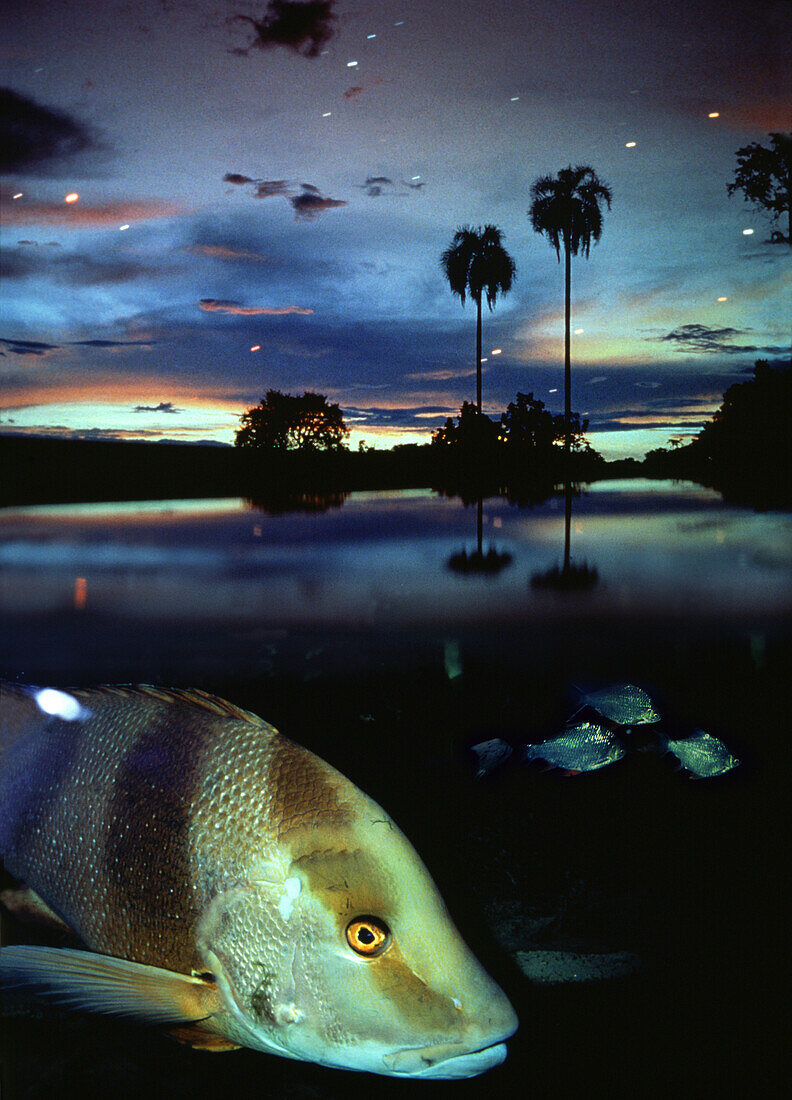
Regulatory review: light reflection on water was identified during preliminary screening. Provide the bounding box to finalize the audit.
[1,481,790,624]
[0,480,790,681]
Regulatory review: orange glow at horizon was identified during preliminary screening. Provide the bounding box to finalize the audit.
[74,576,87,609]
[64,192,79,203]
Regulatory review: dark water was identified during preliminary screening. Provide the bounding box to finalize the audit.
[1,480,789,1097]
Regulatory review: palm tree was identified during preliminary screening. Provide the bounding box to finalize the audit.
[528,166,612,456]
[440,225,516,415]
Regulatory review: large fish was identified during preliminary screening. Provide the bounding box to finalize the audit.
[0,683,517,1078]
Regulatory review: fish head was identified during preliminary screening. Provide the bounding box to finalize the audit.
[196,811,517,1078]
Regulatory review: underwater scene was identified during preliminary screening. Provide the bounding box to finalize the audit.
[1,479,789,1098]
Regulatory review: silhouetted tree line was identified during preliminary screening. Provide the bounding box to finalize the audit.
[644,360,792,507]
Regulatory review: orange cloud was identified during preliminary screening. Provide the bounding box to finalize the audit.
[187,244,270,262]
[0,198,182,227]
[199,299,313,316]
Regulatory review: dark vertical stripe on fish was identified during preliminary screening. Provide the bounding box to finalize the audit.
[101,705,210,972]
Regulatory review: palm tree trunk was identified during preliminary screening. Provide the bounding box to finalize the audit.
[476,295,483,414]
[564,236,571,459]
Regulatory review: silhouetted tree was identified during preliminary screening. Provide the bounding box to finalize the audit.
[528,166,612,457]
[727,133,792,246]
[695,360,792,473]
[235,389,349,450]
[440,225,516,414]
[431,401,500,452]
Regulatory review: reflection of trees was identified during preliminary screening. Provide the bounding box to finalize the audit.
[530,480,599,591]
[447,497,513,576]
[244,489,348,515]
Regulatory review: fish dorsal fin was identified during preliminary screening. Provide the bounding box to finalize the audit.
[83,685,270,728]
[0,946,224,1024]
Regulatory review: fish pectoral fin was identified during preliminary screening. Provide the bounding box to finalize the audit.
[166,1024,242,1051]
[0,946,223,1024]
[0,887,75,935]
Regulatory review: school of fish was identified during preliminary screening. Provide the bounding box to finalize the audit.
[0,682,518,1078]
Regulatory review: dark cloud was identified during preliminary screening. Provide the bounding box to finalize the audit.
[651,323,789,356]
[230,2,336,59]
[70,339,157,348]
[254,179,291,198]
[133,402,181,414]
[0,337,60,356]
[0,87,96,175]
[361,176,393,198]
[344,86,364,100]
[290,187,347,219]
[223,172,256,185]
[1,245,171,286]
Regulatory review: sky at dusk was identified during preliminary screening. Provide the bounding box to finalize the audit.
[1,0,790,458]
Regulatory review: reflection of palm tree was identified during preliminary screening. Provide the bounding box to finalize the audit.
[531,479,598,591]
[440,225,516,415]
[448,497,513,576]
[528,167,612,457]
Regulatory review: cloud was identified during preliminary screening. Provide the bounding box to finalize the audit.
[0,87,97,174]
[0,196,181,227]
[405,367,478,381]
[290,188,347,219]
[70,339,157,348]
[222,175,346,217]
[344,86,364,100]
[133,402,181,414]
[229,2,336,59]
[223,173,256,185]
[1,246,169,285]
[0,337,60,356]
[187,244,269,262]
[254,179,292,198]
[650,323,789,356]
[360,176,393,198]
[199,298,313,315]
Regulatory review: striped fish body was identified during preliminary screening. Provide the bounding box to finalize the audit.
[0,683,517,1078]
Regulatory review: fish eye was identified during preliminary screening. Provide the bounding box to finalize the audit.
[346,916,391,957]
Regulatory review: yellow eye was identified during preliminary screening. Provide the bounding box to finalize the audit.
[346,916,391,957]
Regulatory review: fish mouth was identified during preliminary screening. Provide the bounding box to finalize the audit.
[382,1038,510,1079]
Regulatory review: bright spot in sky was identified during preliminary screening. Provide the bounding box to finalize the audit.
[625,142,637,148]
[708,111,720,118]
[510,96,519,101]
[13,192,23,199]
[250,345,261,352]
[574,328,584,334]
[742,229,754,235]
[717,296,728,302]
[347,60,358,67]
[491,348,502,355]
[119,224,130,230]
[322,111,332,116]
[64,192,79,203]
[549,388,558,393]
[367,34,376,39]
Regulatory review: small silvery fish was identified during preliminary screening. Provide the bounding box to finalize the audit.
[0,683,517,1079]
[522,721,626,773]
[659,728,740,779]
[470,738,513,778]
[573,683,661,726]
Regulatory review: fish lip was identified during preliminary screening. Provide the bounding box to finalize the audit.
[382,1034,513,1077]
